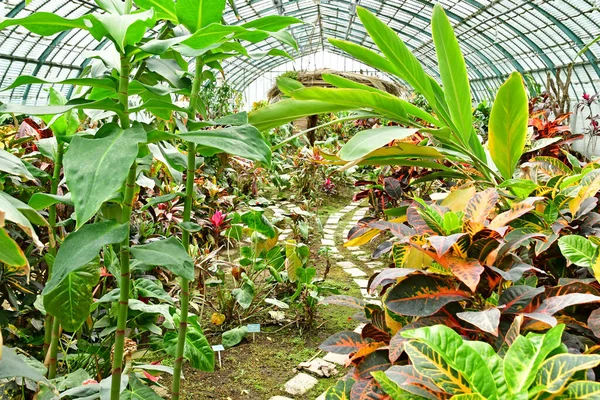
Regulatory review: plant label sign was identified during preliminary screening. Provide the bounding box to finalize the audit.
[247,323,260,341]
[212,345,225,368]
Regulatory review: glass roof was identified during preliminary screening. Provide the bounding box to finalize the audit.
[1,0,599,105]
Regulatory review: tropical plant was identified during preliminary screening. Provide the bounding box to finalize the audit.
[0,0,300,398]
[249,4,530,185]
[372,324,600,399]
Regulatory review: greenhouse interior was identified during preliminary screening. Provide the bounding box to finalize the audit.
[2,0,600,399]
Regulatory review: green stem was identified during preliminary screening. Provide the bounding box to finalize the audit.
[47,317,60,378]
[171,57,203,400]
[110,54,133,400]
[44,140,64,374]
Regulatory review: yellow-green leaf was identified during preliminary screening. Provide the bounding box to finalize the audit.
[489,72,529,180]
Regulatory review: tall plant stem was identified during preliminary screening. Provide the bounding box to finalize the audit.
[44,140,64,377]
[171,57,203,400]
[110,53,134,400]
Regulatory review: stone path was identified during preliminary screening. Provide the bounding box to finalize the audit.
[269,201,386,399]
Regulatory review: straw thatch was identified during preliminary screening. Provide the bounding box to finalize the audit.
[267,69,411,101]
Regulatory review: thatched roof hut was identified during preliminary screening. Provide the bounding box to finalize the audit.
[267,69,411,102]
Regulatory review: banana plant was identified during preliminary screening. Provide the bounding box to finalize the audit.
[248,5,530,185]
[0,0,299,397]
[134,1,299,398]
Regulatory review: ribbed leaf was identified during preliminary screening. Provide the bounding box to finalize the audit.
[488,72,529,180]
[385,275,470,317]
[87,10,156,53]
[558,235,596,268]
[180,124,271,166]
[431,4,472,144]
[0,13,88,36]
[136,0,178,22]
[340,127,419,161]
[44,261,100,332]
[64,123,146,228]
[176,0,226,32]
[0,228,27,268]
[2,76,116,92]
[535,354,600,393]
[0,149,35,181]
[164,317,214,371]
[130,237,194,281]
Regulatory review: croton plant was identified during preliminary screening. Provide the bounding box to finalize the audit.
[319,172,600,399]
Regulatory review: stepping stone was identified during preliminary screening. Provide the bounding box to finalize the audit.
[321,239,335,246]
[360,288,378,299]
[323,228,336,235]
[345,268,367,277]
[323,352,348,365]
[337,261,355,269]
[270,397,294,400]
[357,256,371,262]
[354,278,369,288]
[325,224,338,230]
[332,254,344,259]
[323,234,335,240]
[284,373,319,396]
[346,246,361,251]
[298,357,338,377]
[366,262,383,268]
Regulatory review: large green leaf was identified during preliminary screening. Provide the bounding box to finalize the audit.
[0,149,35,181]
[0,148,36,180]
[130,237,194,280]
[340,127,419,161]
[222,326,248,348]
[0,191,43,247]
[176,0,226,33]
[535,354,600,393]
[86,10,156,53]
[43,221,128,295]
[232,280,255,309]
[558,235,596,268]
[120,375,163,400]
[135,0,178,22]
[1,76,116,92]
[431,4,473,144]
[248,99,349,132]
[0,98,123,116]
[241,209,276,239]
[180,124,272,166]
[44,261,100,332]
[28,193,73,211]
[64,123,146,228]
[0,228,27,267]
[0,346,48,383]
[0,13,88,36]
[321,74,440,126]
[291,87,408,123]
[328,38,400,77]
[402,325,496,398]
[503,324,564,395]
[488,72,529,180]
[566,381,600,399]
[164,316,214,371]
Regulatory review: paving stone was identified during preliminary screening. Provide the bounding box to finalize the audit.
[321,239,335,246]
[324,224,338,230]
[298,357,338,377]
[323,228,336,235]
[366,262,383,269]
[345,267,367,277]
[323,234,335,240]
[332,254,344,259]
[346,246,361,251]
[284,373,319,396]
[337,261,355,269]
[357,256,371,262]
[323,352,348,365]
[360,288,378,299]
[354,278,369,288]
